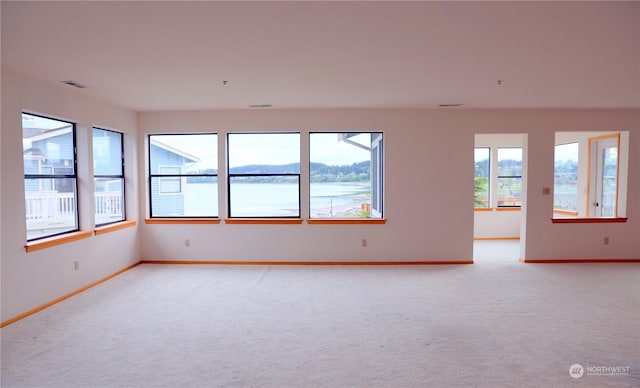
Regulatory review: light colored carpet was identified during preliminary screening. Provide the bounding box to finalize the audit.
[1,247,639,387]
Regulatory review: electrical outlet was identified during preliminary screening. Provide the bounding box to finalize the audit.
[184,239,190,247]
[362,239,367,247]
[604,237,610,245]
[74,260,79,271]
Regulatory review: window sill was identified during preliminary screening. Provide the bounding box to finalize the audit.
[474,207,493,212]
[496,207,521,212]
[95,220,137,235]
[551,217,628,224]
[145,218,221,224]
[553,209,579,217]
[25,230,93,253]
[224,218,304,224]
[307,219,387,224]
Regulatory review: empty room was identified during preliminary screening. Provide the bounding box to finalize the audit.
[1,1,639,387]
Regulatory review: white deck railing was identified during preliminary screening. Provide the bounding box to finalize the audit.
[25,191,123,228]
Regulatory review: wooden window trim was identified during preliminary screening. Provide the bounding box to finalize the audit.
[474,207,493,212]
[551,217,627,224]
[307,219,387,225]
[94,220,137,235]
[25,230,93,252]
[496,207,521,212]
[224,218,304,225]
[145,218,221,224]
[553,209,579,217]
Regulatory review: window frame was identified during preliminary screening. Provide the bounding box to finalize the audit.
[474,147,491,209]
[93,127,125,227]
[23,112,79,242]
[227,132,301,219]
[148,133,218,218]
[496,147,523,208]
[553,141,579,215]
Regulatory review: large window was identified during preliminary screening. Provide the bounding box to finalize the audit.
[554,142,579,214]
[497,148,522,207]
[474,147,490,208]
[149,134,218,217]
[309,132,383,218]
[93,128,125,226]
[23,113,78,241]
[227,133,300,218]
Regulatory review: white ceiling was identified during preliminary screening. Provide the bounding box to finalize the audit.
[2,1,639,111]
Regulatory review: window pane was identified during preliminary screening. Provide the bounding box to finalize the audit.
[93,128,122,176]
[23,114,75,175]
[151,176,218,217]
[149,134,218,218]
[150,134,217,175]
[228,133,300,172]
[23,113,78,241]
[554,142,578,212]
[497,178,522,206]
[25,177,78,240]
[229,176,299,217]
[95,178,124,225]
[497,148,522,207]
[309,132,383,218]
[601,147,618,217]
[227,133,300,218]
[474,147,490,208]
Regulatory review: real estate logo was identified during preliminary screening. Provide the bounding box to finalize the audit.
[569,364,584,379]
[569,363,631,379]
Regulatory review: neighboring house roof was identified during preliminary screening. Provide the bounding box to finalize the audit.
[23,127,72,151]
[150,138,200,163]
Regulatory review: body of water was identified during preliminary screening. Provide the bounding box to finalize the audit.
[184,182,370,217]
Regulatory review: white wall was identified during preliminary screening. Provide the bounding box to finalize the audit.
[139,109,640,262]
[1,68,141,322]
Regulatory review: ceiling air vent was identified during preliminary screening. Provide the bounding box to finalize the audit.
[61,80,87,89]
[438,104,463,107]
[249,104,272,108]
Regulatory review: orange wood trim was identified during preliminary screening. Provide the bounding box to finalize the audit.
[474,237,520,241]
[0,261,142,328]
[224,218,304,224]
[25,230,93,253]
[307,219,387,224]
[141,260,474,266]
[473,207,493,212]
[496,207,521,212]
[553,209,579,216]
[551,217,627,224]
[145,218,221,224]
[520,258,640,264]
[94,220,137,235]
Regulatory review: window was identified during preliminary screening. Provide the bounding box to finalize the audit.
[22,113,78,241]
[552,131,629,221]
[93,128,125,226]
[309,132,383,218]
[497,148,522,207]
[227,133,300,218]
[149,134,218,217]
[554,142,578,214]
[474,147,490,208]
